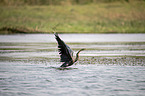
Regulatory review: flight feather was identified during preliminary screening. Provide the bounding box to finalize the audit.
[54,33,73,63]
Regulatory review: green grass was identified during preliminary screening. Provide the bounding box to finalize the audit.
[0,1,145,34]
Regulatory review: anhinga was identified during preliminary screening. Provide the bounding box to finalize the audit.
[55,33,85,67]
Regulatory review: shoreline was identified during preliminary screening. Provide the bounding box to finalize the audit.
[0,27,145,34]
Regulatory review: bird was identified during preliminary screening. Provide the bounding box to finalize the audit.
[54,33,85,67]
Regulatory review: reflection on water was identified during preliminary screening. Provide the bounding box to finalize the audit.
[0,34,145,96]
[47,66,78,70]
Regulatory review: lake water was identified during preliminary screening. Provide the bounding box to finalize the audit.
[0,34,145,96]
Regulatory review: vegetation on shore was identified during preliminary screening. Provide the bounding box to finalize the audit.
[0,1,145,34]
[0,0,137,6]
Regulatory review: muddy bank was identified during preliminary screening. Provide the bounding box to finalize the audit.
[0,27,46,34]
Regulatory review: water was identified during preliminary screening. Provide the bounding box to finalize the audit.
[0,34,145,96]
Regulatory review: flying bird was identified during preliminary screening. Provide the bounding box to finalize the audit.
[55,33,85,67]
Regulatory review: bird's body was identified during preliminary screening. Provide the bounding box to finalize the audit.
[55,33,85,67]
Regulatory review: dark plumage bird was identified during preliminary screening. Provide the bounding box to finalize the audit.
[55,33,85,67]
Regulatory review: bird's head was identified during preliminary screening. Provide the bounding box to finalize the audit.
[77,48,86,54]
[80,48,86,51]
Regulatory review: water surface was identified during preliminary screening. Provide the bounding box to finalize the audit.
[0,34,145,96]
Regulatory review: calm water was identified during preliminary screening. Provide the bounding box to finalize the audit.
[0,34,145,96]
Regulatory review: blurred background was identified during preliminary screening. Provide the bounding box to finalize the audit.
[0,0,145,34]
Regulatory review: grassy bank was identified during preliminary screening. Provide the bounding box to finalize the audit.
[0,1,145,34]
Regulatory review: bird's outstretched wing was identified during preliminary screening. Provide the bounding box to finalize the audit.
[54,33,73,63]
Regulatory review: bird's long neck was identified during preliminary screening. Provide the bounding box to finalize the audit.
[74,49,85,62]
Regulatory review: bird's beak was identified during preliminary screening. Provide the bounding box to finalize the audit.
[81,48,86,51]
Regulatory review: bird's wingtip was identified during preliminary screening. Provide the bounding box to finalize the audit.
[54,32,58,36]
